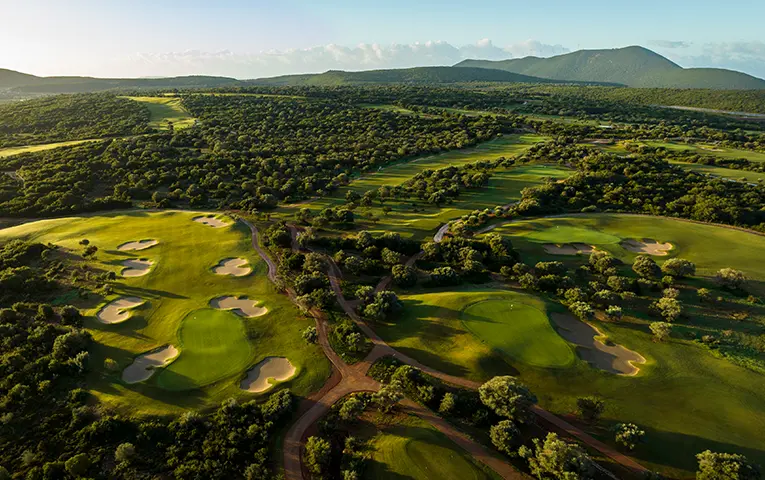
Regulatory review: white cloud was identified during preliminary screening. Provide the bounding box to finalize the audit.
[120,39,570,79]
[649,40,691,49]
[661,41,765,79]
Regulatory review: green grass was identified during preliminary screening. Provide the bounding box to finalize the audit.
[461,296,575,368]
[507,223,622,245]
[125,96,195,130]
[643,141,765,163]
[0,211,330,414]
[0,138,100,158]
[157,309,254,391]
[365,413,499,480]
[667,160,765,183]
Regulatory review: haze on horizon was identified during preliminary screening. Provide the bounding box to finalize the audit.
[2,0,765,80]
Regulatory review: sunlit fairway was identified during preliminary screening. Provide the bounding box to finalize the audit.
[0,138,100,158]
[0,211,330,414]
[125,96,196,130]
[643,140,765,163]
[667,160,765,183]
[365,413,499,480]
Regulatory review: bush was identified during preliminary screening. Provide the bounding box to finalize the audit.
[577,397,605,422]
[302,326,318,344]
[115,442,136,463]
[613,423,645,451]
[696,450,760,480]
[64,453,90,477]
[650,322,672,342]
[568,301,594,321]
[490,420,522,456]
[716,268,747,290]
[605,305,623,321]
[439,392,456,415]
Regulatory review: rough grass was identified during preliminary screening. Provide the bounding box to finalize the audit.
[0,211,330,414]
[667,160,765,183]
[125,96,195,130]
[157,309,254,391]
[364,412,499,480]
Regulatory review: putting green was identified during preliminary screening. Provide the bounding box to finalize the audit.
[156,309,253,391]
[367,416,496,480]
[461,298,574,368]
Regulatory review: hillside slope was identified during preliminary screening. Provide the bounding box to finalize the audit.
[0,68,41,89]
[456,46,765,89]
[249,66,617,86]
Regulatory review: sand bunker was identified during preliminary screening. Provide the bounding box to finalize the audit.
[543,243,596,255]
[97,297,146,324]
[551,313,645,375]
[210,296,267,317]
[121,259,154,277]
[240,357,296,393]
[193,215,230,228]
[121,345,179,384]
[621,239,673,256]
[212,258,252,276]
[117,239,159,251]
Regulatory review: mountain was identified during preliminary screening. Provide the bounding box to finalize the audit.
[456,46,765,89]
[249,66,618,86]
[0,68,42,89]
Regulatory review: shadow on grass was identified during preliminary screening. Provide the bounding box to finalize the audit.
[117,284,187,299]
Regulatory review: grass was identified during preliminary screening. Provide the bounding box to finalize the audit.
[667,160,765,183]
[643,140,765,163]
[157,309,254,391]
[124,96,195,130]
[461,296,575,368]
[0,211,330,414]
[361,411,500,480]
[0,138,99,158]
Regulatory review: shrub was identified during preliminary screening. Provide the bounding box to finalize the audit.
[577,397,605,422]
[650,322,672,342]
[490,420,522,456]
[302,326,318,344]
[439,392,456,415]
[696,450,760,480]
[605,305,623,321]
[115,442,136,463]
[613,423,645,451]
[715,268,747,290]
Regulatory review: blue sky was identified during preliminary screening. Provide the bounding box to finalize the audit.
[2,0,765,78]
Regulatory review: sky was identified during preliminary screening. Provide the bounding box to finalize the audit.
[2,0,765,79]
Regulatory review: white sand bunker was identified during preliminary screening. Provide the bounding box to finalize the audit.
[543,243,596,255]
[551,313,645,376]
[210,296,267,317]
[121,259,154,277]
[97,297,146,324]
[193,215,230,228]
[621,239,673,256]
[213,258,252,277]
[240,357,296,393]
[117,239,158,251]
[121,345,179,384]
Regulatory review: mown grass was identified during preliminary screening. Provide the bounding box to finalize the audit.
[667,160,765,183]
[0,211,330,414]
[361,411,500,480]
[125,96,195,130]
[643,140,765,163]
[0,138,99,158]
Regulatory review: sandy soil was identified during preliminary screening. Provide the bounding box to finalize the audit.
[620,238,673,256]
[193,215,229,228]
[212,258,252,276]
[240,357,296,393]
[210,296,267,317]
[117,239,159,251]
[121,345,179,384]
[550,313,645,375]
[96,297,146,324]
[121,259,154,277]
[543,243,596,255]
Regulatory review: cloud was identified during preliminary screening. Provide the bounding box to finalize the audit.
[650,40,691,49]
[664,41,765,79]
[121,39,570,79]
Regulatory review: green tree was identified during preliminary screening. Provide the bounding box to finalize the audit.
[490,420,522,456]
[568,301,594,321]
[304,436,332,476]
[392,264,417,287]
[654,297,682,322]
[339,396,365,422]
[373,381,404,413]
[650,322,672,342]
[576,397,605,422]
[64,453,90,477]
[479,376,537,424]
[302,326,318,344]
[519,433,595,480]
[439,392,456,415]
[115,442,136,463]
[633,255,661,278]
[661,258,696,278]
[613,423,645,451]
[696,450,760,480]
[716,268,747,290]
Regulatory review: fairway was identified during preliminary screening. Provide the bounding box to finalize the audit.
[125,96,195,130]
[157,309,254,391]
[462,298,574,368]
[366,415,497,480]
[0,211,330,414]
[0,138,100,158]
[667,160,765,183]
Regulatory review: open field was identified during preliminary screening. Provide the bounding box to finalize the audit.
[0,211,330,414]
[125,96,196,130]
[360,411,500,480]
[642,140,765,163]
[0,138,99,158]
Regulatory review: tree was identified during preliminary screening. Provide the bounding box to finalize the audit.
[439,392,456,415]
[64,453,90,477]
[339,396,365,421]
[304,436,331,476]
[490,420,522,456]
[716,268,747,290]
[654,297,682,322]
[576,397,605,422]
[0,466,8,480]
[381,248,402,266]
[302,326,318,344]
[568,301,594,321]
[302,253,326,273]
[650,322,672,342]
[392,264,417,287]
[373,381,404,413]
[613,423,645,451]
[115,443,136,463]
[605,305,623,321]
[345,332,364,352]
[698,288,713,302]
[661,258,696,278]
[633,255,661,278]
[82,245,98,258]
[519,433,595,480]
[479,376,537,424]
[696,450,760,480]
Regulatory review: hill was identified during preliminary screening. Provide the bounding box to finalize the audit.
[456,46,765,89]
[249,66,619,86]
[0,68,41,89]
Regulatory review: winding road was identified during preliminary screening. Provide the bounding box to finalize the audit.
[241,219,647,479]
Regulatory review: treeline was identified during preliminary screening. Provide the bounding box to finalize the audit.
[0,94,151,147]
